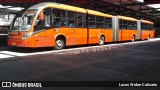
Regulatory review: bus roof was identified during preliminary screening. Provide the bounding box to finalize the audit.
[29,2,154,23]
[87,9,112,18]
[118,16,137,22]
[141,19,154,24]
[28,2,112,18]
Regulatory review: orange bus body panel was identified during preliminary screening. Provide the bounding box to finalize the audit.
[120,30,138,41]
[101,30,113,42]
[141,19,154,40]
[8,34,35,47]
[141,30,155,40]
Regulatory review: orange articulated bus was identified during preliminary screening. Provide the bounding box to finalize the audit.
[140,20,154,40]
[8,2,155,49]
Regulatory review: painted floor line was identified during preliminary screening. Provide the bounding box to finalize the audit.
[0,54,14,59]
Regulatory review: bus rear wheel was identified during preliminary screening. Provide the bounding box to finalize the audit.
[54,38,65,50]
[131,35,135,42]
[148,34,150,40]
[99,36,105,45]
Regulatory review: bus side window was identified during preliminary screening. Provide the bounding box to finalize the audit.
[96,16,105,28]
[36,11,45,26]
[131,21,137,30]
[60,20,67,26]
[52,9,67,27]
[77,13,83,27]
[142,23,146,30]
[141,23,143,30]
[104,17,112,29]
[35,8,51,29]
[88,15,96,28]
[122,20,128,30]
[52,9,60,27]
[44,8,51,27]
[119,19,123,30]
[60,10,67,27]
[68,11,75,27]
[53,18,60,26]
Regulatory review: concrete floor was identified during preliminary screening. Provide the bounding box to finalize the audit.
[0,38,160,89]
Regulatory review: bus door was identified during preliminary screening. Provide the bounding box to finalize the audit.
[34,8,52,47]
[67,13,86,45]
[75,13,87,45]
[34,27,50,47]
[68,27,77,45]
[67,11,77,45]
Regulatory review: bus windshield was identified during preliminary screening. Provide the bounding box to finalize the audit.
[10,9,37,31]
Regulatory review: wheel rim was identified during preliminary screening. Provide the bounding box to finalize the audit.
[148,35,150,40]
[132,36,135,42]
[56,40,63,47]
[100,36,104,45]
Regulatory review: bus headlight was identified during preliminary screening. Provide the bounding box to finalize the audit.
[22,32,33,40]
[22,34,29,39]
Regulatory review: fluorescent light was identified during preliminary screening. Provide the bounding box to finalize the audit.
[147,4,160,8]
[136,0,144,2]
[0,4,6,8]
[5,6,13,8]
[8,7,24,11]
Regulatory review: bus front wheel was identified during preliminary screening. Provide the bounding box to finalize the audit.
[54,38,65,50]
[99,36,105,45]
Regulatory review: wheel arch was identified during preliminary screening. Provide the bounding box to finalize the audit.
[55,34,66,46]
[99,34,105,41]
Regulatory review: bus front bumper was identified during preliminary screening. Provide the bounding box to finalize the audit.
[8,39,34,47]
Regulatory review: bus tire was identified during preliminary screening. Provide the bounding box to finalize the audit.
[148,34,150,40]
[99,35,105,45]
[54,37,65,50]
[132,35,135,42]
